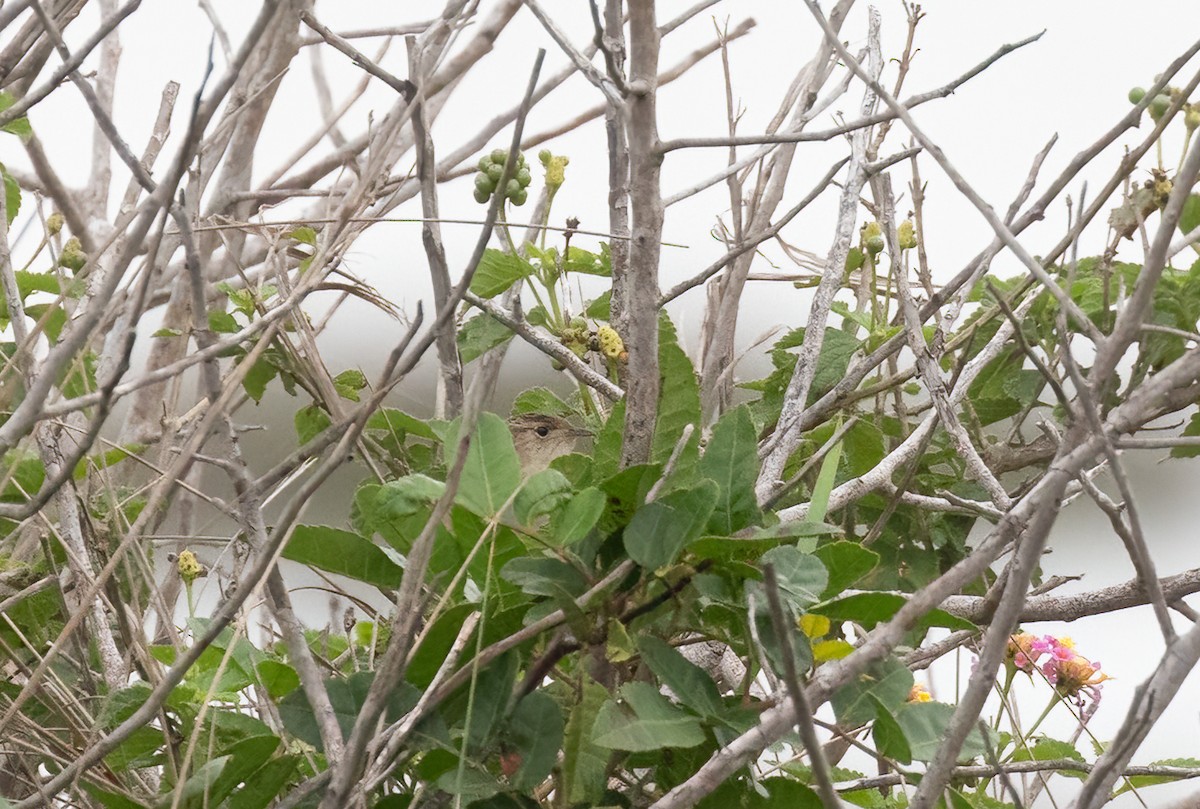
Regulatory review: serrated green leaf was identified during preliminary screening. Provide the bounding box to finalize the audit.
[457,311,514,363]
[470,248,534,298]
[294,403,331,444]
[333,368,367,401]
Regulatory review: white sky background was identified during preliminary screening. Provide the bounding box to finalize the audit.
[9,1,1200,805]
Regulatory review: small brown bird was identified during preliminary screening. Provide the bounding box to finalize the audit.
[509,413,590,475]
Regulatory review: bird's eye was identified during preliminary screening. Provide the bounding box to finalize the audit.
[535,425,550,437]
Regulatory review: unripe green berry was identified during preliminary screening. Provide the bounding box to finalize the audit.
[487,163,504,182]
[506,178,521,197]
[477,156,491,172]
[538,149,552,165]
[474,173,495,193]
[490,148,507,164]
[1128,87,1146,105]
[866,235,885,255]
[511,189,528,206]
[474,187,491,204]
[1149,94,1171,120]
[516,168,532,187]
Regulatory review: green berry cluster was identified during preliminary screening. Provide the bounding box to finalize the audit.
[474,148,532,206]
[1129,84,1200,130]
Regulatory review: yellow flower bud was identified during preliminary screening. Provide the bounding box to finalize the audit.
[543,154,570,192]
[177,549,204,584]
[898,219,917,250]
[46,212,63,237]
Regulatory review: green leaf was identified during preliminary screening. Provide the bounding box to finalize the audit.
[470,248,534,298]
[831,656,913,726]
[1114,757,1200,795]
[562,677,609,804]
[1174,411,1200,458]
[807,421,844,525]
[242,357,276,402]
[208,310,239,333]
[816,592,974,631]
[652,316,701,465]
[896,700,994,763]
[869,695,912,764]
[511,386,574,418]
[435,767,502,803]
[152,327,184,338]
[226,755,298,809]
[457,311,514,363]
[254,660,299,699]
[585,290,611,319]
[514,468,573,524]
[696,405,762,534]
[1,169,18,225]
[563,245,610,276]
[624,480,718,570]
[1010,735,1083,763]
[288,226,317,245]
[688,521,837,563]
[507,691,564,791]
[592,399,625,480]
[74,443,143,481]
[294,403,331,444]
[166,734,280,809]
[283,525,402,589]
[591,682,706,751]
[1180,193,1200,239]
[637,636,722,717]
[813,541,879,598]
[366,408,436,439]
[760,545,827,608]
[549,486,605,545]
[333,368,367,401]
[500,557,587,598]
[84,784,151,808]
[450,412,522,516]
[0,92,32,139]
[15,269,59,297]
[278,671,417,753]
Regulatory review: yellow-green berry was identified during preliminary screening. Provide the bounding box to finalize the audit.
[597,325,624,360]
